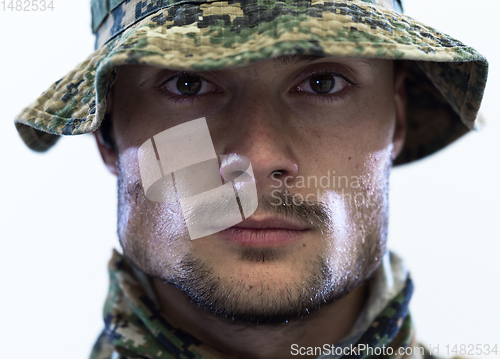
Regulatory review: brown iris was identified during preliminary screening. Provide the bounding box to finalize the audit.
[176,75,202,95]
[310,74,336,94]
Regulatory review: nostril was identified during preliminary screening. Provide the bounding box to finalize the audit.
[220,154,252,182]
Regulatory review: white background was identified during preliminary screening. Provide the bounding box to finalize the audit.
[0,0,498,357]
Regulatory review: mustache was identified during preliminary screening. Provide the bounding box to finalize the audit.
[122,179,332,233]
[250,189,332,232]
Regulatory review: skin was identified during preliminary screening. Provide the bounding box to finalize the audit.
[95,55,407,359]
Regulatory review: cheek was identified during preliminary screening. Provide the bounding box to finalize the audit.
[318,186,387,286]
[292,96,396,172]
[116,147,193,276]
[311,139,393,254]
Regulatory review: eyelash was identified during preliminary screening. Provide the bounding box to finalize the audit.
[159,70,357,104]
[295,69,357,103]
[159,71,205,105]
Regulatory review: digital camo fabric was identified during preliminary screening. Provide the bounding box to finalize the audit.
[14,0,488,165]
[91,0,403,49]
[90,249,421,359]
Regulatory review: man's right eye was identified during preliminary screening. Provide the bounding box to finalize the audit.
[161,72,218,98]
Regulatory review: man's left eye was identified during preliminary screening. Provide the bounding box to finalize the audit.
[294,72,351,95]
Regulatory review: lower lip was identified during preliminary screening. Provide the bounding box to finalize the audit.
[218,227,310,247]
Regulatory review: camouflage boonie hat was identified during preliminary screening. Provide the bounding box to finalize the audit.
[14,0,488,165]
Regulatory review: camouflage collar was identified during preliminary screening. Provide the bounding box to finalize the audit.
[90,249,416,359]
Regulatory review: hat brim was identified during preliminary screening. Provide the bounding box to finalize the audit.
[14,0,488,164]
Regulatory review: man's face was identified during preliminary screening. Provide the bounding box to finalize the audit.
[102,55,406,324]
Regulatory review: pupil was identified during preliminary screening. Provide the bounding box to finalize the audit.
[177,75,202,95]
[310,74,335,94]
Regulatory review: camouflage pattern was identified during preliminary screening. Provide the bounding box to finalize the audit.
[91,249,421,359]
[342,277,414,359]
[14,0,488,165]
[92,0,402,49]
[92,249,242,359]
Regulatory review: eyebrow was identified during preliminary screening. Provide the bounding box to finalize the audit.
[271,54,375,68]
[272,54,324,68]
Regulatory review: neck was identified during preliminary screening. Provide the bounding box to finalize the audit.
[150,278,368,359]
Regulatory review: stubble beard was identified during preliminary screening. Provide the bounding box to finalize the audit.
[116,158,390,325]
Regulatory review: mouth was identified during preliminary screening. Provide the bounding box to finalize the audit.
[218,217,311,247]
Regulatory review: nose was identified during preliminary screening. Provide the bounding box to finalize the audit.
[217,96,299,192]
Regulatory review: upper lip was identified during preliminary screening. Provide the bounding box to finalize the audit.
[231,217,309,230]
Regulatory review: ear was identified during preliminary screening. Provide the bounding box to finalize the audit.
[94,96,118,176]
[391,61,407,161]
